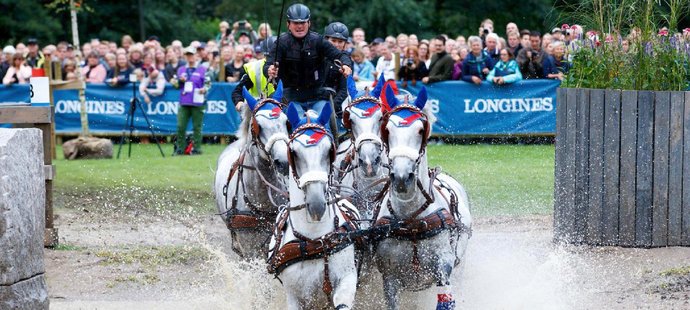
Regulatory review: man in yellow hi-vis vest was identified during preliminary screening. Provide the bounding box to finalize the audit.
[231,36,277,112]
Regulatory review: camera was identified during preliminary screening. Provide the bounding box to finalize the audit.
[238,20,247,29]
[565,29,572,36]
[483,29,490,35]
[406,58,414,67]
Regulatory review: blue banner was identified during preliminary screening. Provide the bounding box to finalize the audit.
[0,80,560,135]
[0,84,31,106]
[398,80,560,135]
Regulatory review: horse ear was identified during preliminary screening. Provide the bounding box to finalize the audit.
[371,73,386,98]
[384,84,399,109]
[316,102,332,127]
[414,87,427,110]
[287,102,302,129]
[272,80,283,101]
[347,75,358,100]
[242,87,258,111]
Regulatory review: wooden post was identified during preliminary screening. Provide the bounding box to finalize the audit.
[602,90,621,245]
[586,89,604,244]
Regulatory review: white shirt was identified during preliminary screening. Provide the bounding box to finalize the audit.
[375,56,396,81]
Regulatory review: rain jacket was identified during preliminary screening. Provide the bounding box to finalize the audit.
[486,59,523,84]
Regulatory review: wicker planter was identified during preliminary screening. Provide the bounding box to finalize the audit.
[554,88,690,247]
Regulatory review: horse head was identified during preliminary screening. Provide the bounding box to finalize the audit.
[242,80,289,175]
[380,84,429,200]
[342,75,387,178]
[287,102,336,222]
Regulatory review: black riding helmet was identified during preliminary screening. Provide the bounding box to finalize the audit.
[261,36,277,55]
[286,3,310,22]
[324,22,349,41]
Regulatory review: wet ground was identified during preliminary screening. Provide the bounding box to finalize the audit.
[46,204,690,309]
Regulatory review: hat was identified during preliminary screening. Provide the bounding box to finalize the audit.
[147,35,160,42]
[197,42,207,49]
[27,38,38,45]
[66,44,74,50]
[372,37,384,44]
[184,46,196,55]
[3,45,16,54]
[254,45,262,54]
[238,32,250,38]
[551,28,562,34]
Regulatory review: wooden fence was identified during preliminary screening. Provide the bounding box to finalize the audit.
[554,88,690,247]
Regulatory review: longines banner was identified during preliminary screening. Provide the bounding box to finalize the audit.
[0,80,560,135]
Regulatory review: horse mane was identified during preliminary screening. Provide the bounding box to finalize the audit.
[422,103,437,133]
[236,104,253,142]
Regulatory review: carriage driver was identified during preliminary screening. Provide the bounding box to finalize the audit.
[264,3,352,132]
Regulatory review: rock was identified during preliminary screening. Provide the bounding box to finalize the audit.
[0,128,48,309]
[62,136,113,160]
[0,275,49,309]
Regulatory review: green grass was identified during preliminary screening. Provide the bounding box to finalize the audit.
[54,143,555,217]
[428,144,554,216]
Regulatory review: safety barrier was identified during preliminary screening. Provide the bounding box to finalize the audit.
[0,80,560,136]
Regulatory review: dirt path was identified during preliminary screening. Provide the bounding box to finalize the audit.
[46,207,690,309]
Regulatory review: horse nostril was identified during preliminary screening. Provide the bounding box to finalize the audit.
[273,159,280,166]
[389,172,395,180]
[407,172,415,181]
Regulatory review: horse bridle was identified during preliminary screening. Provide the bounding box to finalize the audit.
[380,102,431,166]
[343,96,385,152]
[287,122,337,190]
[250,98,290,161]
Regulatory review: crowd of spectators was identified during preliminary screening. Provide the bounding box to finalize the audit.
[3,19,688,91]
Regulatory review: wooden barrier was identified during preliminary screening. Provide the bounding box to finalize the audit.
[554,88,690,247]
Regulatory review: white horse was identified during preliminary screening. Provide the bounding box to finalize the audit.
[267,102,359,310]
[334,75,389,224]
[214,82,290,260]
[373,85,472,310]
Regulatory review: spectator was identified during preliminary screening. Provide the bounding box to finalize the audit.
[445,38,456,54]
[451,45,468,80]
[461,36,493,85]
[108,42,118,54]
[544,41,554,56]
[25,38,44,68]
[141,52,155,75]
[81,52,107,83]
[507,31,523,57]
[196,44,210,68]
[104,52,116,73]
[97,42,109,60]
[351,48,375,82]
[216,21,232,47]
[506,22,519,36]
[171,40,183,58]
[3,53,31,85]
[63,44,75,64]
[154,48,166,71]
[106,53,133,87]
[62,59,77,81]
[542,33,553,52]
[352,28,366,46]
[370,37,384,66]
[374,43,396,81]
[56,42,68,62]
[174,46,210,155]
[121,35,134,52]
[254,23,273,51]
[231,20,259,45]
[129,47,144,69]
[423,35,454,84]
[456,35,466,46]
[418,42,431,68]
[139,69,166,103]
[484,33,500,64]
[15,43,27,57]
[242,45,254,63]
[551,27,563,41]
[543,41,570,80]
[362,45,372,62]
[408,34,419,47]
[520,30,531,49]
[164,46,183,81]
[487,48,522,85]
[396,33,409,53]
[516,31,545,79]
[224,45,245,82]
[0,46,14,80]
[385,36,396,51]
[480,18,495,35]
[398,45,428,87]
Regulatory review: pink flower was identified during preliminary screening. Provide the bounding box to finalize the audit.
[571,25,579,31]
[605,35,614,43]
[595,41,601,47]
[561,24,570,30]
[683,28,690,35]
[658,29,669,36]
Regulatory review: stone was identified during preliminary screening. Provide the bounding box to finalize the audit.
[0,275,49,309]
[62,136,113,160]
[0,128,48,309]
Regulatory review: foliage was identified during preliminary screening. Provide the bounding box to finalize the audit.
[561,0,690,91]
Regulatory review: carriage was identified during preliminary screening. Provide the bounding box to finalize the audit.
[215,76,472,309]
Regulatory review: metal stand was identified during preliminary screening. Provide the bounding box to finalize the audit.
[117,81,165,158]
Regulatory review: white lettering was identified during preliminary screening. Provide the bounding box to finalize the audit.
[464,99,475,113]
[463,97,555,114]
